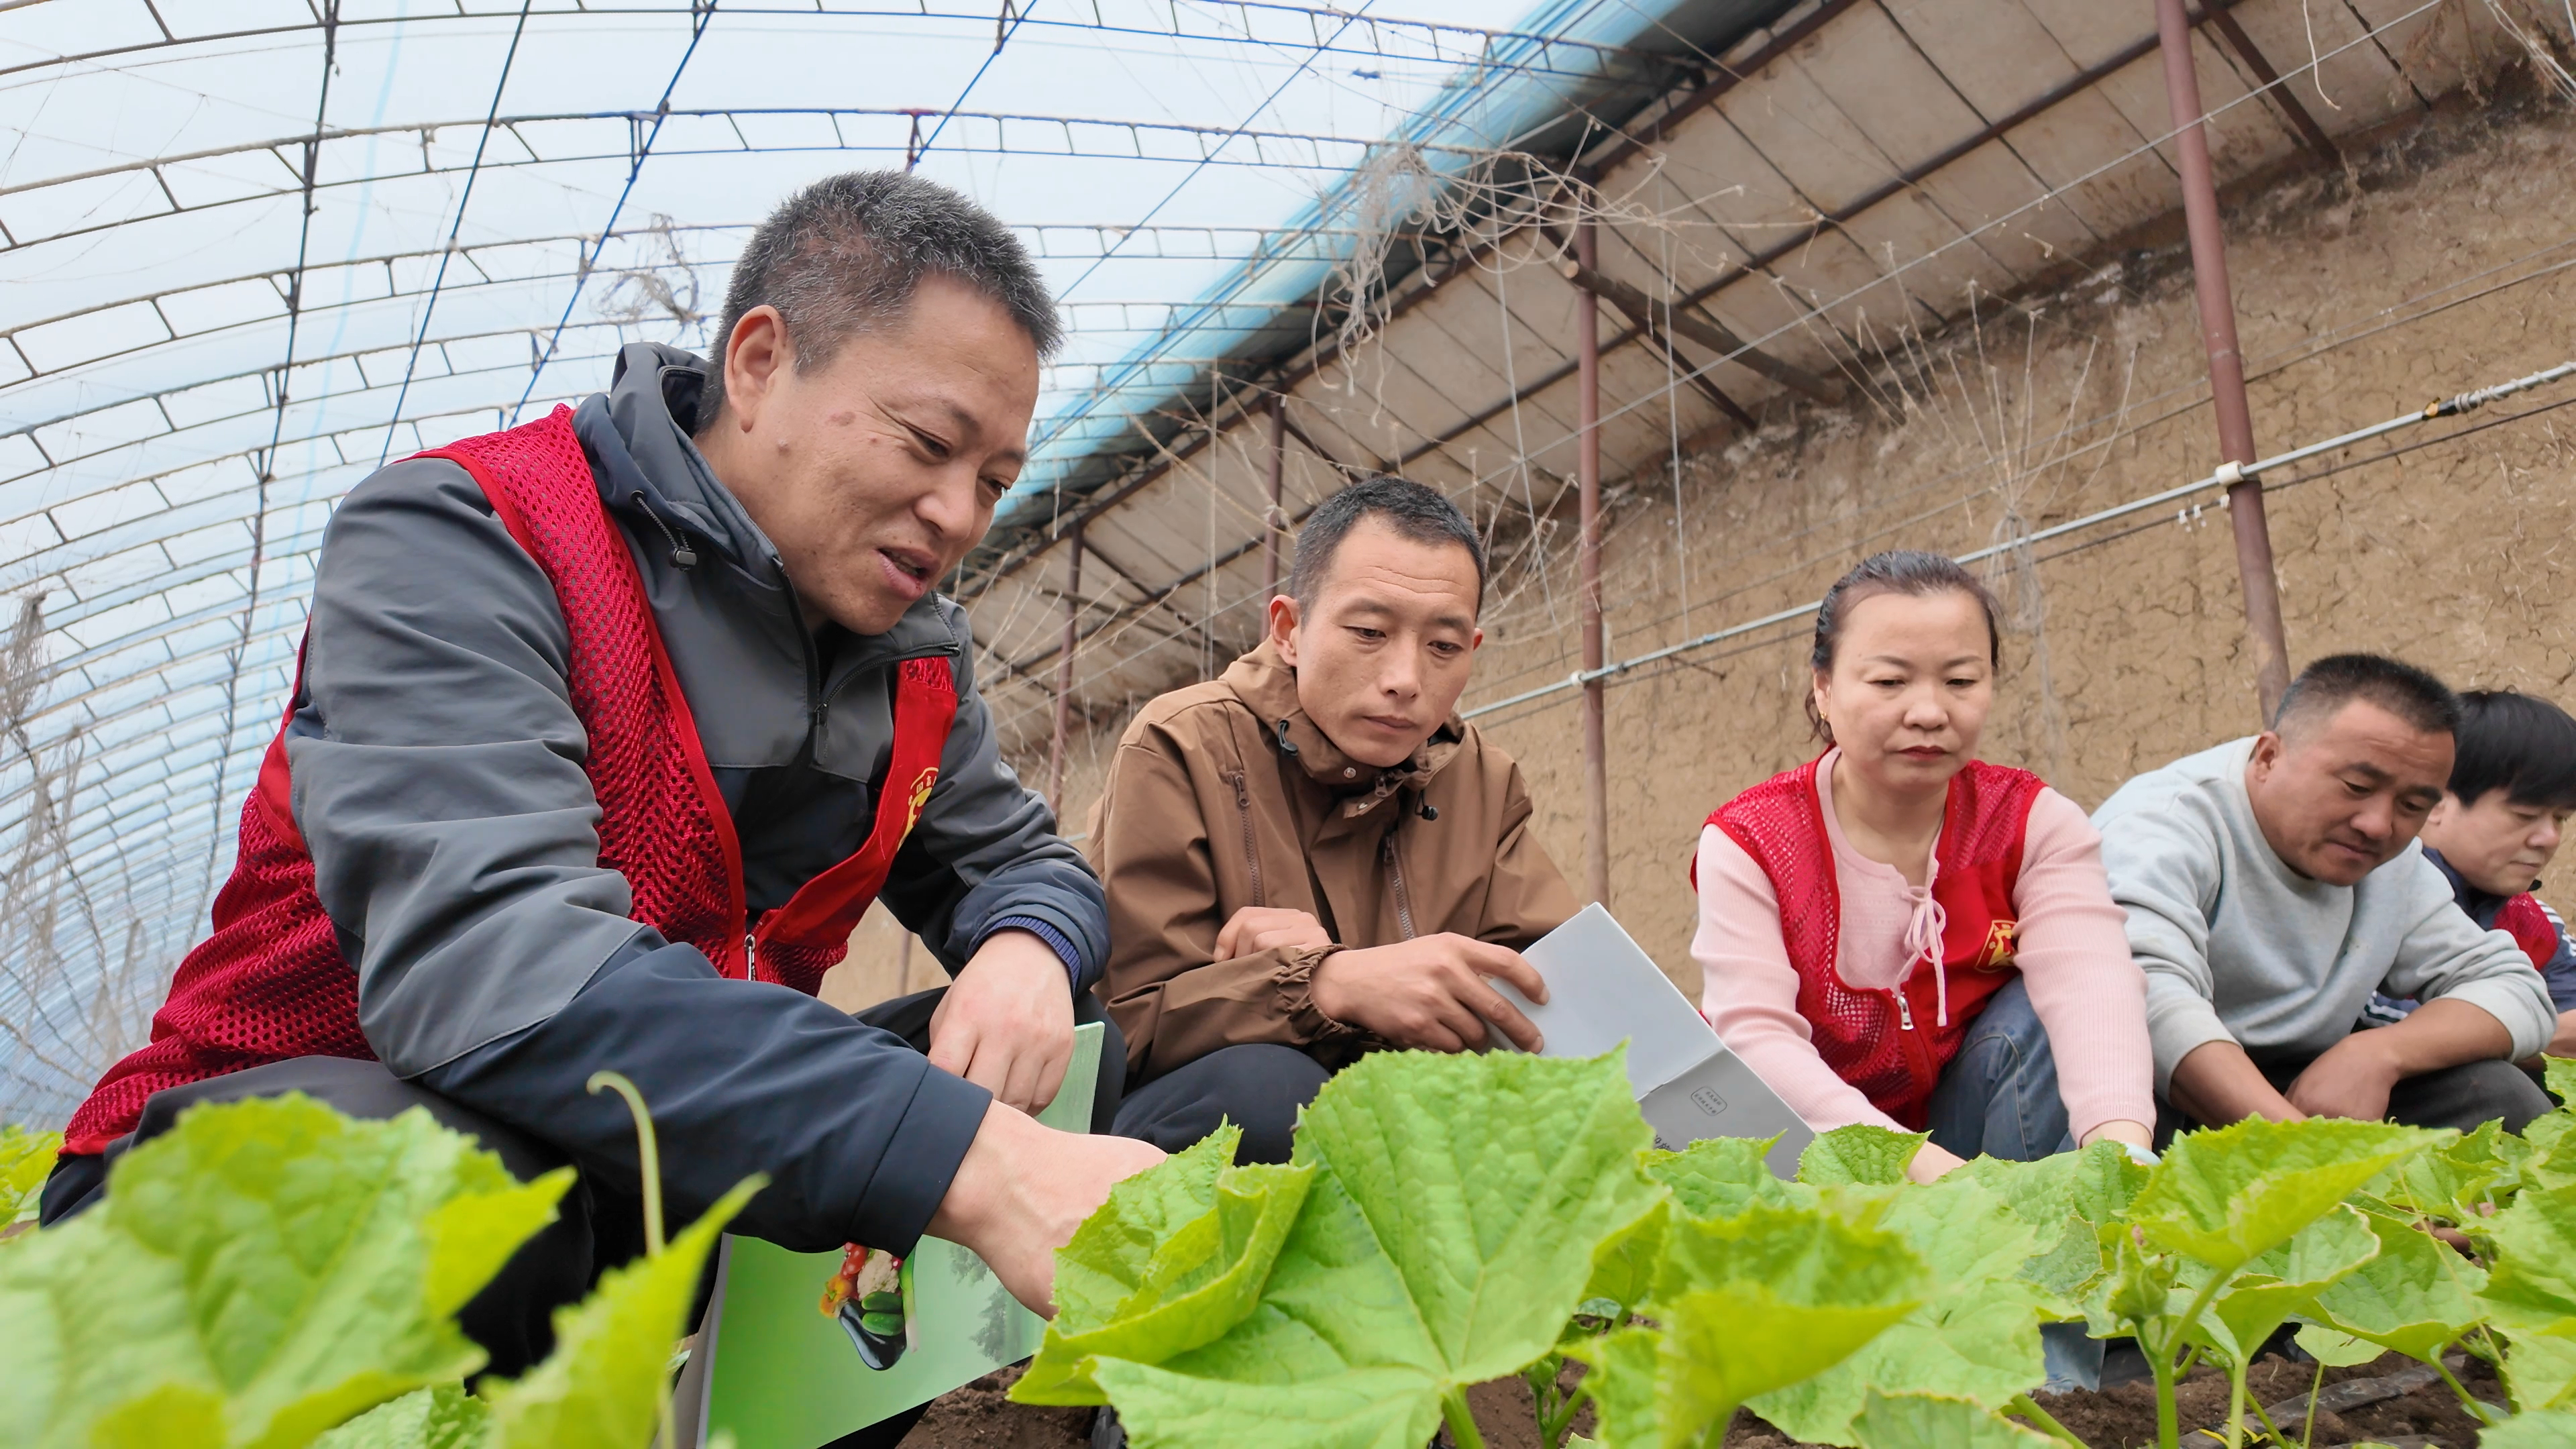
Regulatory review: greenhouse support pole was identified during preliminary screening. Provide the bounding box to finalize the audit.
[1049,524,1085,812]
[1265,394,1287,599]
[1575,213,1611,908]
[2156,0,2292,721]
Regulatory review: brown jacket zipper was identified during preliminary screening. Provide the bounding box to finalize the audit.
[1225,769,1265,908]
[1383,832,1416,941]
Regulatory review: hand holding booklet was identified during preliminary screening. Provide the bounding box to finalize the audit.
[1489,903,1815,1178]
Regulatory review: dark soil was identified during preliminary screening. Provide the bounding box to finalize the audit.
[897,1364,1091,1448]
[2009,1350,2504,1449]
[900,1351,2503,1448]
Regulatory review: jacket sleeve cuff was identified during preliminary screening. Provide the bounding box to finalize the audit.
[985,914,1084,994]
[1273,945,1361,1046]
[849,1064,994,1256]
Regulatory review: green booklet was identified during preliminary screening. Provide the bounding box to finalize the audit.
[678,1022,1104,1448]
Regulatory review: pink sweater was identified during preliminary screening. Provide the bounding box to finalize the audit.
[1692,752,2154,1141]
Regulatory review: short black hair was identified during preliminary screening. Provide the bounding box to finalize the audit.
[1288,477,1485,613]
[2448,689,2576,808]
[2271,653,2463,741]
[1805,550,2002,742]
[696,170,1061,429]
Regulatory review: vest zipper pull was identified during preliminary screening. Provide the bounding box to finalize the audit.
[1893,989,1915,1031]
[745,930,758,979]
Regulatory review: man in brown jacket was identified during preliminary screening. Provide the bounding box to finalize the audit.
[1087,477,1580,1162]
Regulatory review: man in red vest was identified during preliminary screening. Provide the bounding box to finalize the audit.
[41,172,1162,1394]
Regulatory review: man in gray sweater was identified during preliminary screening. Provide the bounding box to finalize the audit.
[2095,654,2557,1136]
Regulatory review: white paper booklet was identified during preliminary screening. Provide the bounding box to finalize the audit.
[1491,903,1814,1178]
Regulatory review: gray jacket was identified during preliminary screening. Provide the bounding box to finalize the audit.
[281,341,1104,1252]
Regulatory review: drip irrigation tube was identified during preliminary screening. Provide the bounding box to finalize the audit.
[1461,358,2576,722]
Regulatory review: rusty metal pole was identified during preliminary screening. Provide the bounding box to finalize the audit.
[1264,394,1286,600]
[2155,0,2292,720]
[1575,215,1611,908]
[1047,524,1085,812]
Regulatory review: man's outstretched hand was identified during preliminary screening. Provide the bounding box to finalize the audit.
[929,929,1075,1114]
[928,1101,1166,1316]
[1311,932,1548,1053]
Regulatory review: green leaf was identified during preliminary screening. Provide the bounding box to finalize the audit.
[0,1095,568,1449]
[2504,1326,2576,1412]
[1,1124,61,1231]
[2309,1209,2490,1363]
[2178,1205,2379,1366]
[1752,1177,2049,1444]
[2527,1110,2576,1183]
[1049,1126,1239,1330]
[1087,1049,1662,1449]
[1959,1140,2148,1234]
[1092,1360,1450,1449]
[2133,1118,2446,1273]
[2076,1218,2188,1342]
[1800,1126,1929,1187]
[2529,1124,2576,1195]
[310,1385,489,1449]
[1570,1330,1662,1449]
[2017,1215,2109,1308]
[1644,1134,1806,1220]
[1574,1198,1668,1328]
[2485,1407,2576,1448]
[2293,1323,2387,1367]
[2381,1120,2526,1226]
[2481,1182,2576,1336]
[1015,1155,1313,1404]
[1957,1143,2150,1318]
[1847,1390,2055,1449]
[481,1175,759,1449]
[2541,1056,2576,1108]
[1573,1201,1927,1449]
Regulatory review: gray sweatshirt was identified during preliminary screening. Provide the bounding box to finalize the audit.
[2092,737,2555,1093]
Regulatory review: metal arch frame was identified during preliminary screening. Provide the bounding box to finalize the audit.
[5,620,327,833]
[4,338,1248,566]
[5,276,1309,462]
[1,105,1538,215]
[2,362,610,649]
[4,323,639,530]
[0,227,1368,370]
[0,2,1665,89]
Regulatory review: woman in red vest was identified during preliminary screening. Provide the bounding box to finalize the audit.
[1691,551,2155,1186]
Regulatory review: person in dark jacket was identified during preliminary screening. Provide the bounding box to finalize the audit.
[2362,688,2576,1058]
[41,172,1162,1416]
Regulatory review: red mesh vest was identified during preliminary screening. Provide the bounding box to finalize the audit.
[1703,756,2043,1129]
[64,408,956,1155]
[2498,892,2561,973]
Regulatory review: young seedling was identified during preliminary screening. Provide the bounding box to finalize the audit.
[1568,1201,1926,1448]
[2096,1118,2443,1449]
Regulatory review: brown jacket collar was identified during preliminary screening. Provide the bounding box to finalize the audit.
[1218,639,1466,819]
